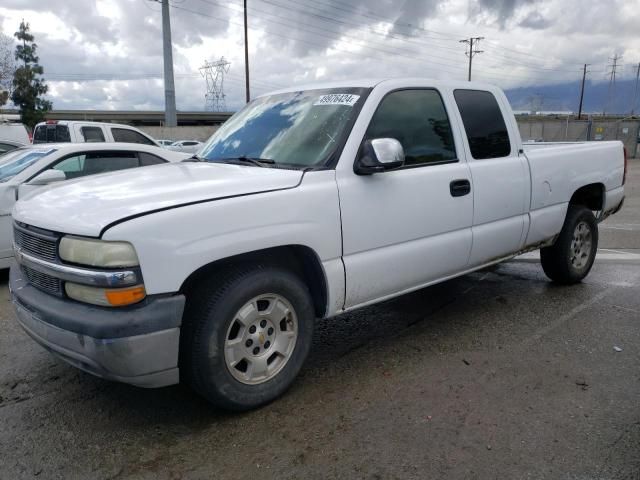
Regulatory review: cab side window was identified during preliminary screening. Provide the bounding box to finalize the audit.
[111,128,155,145]
[81,126,105,143]
[453,89,511,159]
[364,89,457,167]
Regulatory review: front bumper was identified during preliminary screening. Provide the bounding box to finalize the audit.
[10,266,185,388]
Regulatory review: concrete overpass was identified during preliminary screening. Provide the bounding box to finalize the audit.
[2,109,234,126]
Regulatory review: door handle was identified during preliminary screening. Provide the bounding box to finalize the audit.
[450,179,471,197]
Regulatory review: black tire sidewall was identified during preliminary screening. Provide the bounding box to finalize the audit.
[190,267,314,410]
[552,206,598,282]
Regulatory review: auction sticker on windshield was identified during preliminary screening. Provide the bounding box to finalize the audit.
[314,94,360,107]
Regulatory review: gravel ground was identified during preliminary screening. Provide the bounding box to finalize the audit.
[0,162,638,480]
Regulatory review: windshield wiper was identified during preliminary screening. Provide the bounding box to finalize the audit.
[214,156,276,168]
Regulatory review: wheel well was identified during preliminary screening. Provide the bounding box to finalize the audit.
[569,183,604,211]
[179,245,328,318]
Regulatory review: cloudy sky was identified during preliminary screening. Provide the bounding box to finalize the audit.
[0,0,638,112]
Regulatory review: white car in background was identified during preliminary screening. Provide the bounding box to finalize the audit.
[0,140,26,155]
[156,139,174,148]
[0,142,189,268]
[33,120,159,147]
[168,140,203,153]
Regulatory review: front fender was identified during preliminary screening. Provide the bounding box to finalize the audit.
[101,171,343,302]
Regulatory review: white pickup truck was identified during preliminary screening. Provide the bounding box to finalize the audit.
[10,79,626,411]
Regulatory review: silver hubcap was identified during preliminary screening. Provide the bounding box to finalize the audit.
[570,221,593,269]
[224,294,298,385]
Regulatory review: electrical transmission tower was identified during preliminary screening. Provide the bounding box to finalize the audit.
[604,54,622,116]
[200,57,231,112]
[460,37,484,81]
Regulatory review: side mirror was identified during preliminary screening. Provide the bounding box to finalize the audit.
[28,169,67,186]
[354,138,405,175]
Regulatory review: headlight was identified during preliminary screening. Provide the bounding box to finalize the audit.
[65,283,146,307]
[59,236,139,267]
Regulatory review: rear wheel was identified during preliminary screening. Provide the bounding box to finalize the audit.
[540,205,598,284]
[180,265,315,411]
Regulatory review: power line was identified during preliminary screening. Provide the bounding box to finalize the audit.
[177,3,585,85]
[181,0,586,83]
[196,0,469,70]
[287,0,584,70]
[460,37,483,81]
[171,2,467,77]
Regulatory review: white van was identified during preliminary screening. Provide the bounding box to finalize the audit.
[33,121,159,146]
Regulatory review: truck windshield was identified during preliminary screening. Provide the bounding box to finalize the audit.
[0,148,57,182]
[199,87,369,168]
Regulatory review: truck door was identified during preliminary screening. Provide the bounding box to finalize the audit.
[453,89,530,266]
[337,88,474,309]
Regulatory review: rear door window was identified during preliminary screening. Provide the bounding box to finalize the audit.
[81,126,105,142]
[138,152,167,166]
[453,90,511,159]
[111,128,155,145]
[53,151,141,179]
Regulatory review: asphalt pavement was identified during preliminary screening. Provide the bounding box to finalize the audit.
[0,162,639,480]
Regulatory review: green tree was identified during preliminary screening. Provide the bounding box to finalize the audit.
[11,21,51,128]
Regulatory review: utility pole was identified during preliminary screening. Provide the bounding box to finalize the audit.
[577,64,590,119]
[159,0,177,126]
[460,37,484,81]
[243,0,250,103]
[631,62,640,116]
[604,53,622,116]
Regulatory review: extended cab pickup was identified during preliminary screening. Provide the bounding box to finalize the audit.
[32,120,159,146]
[10,79,626,411]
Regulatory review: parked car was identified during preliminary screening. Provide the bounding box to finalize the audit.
[0,143,189,269]
[10,78,626,411]
[156,139,174,148]
[32,121,159,147]
[168,140,203,153]
[0,140,26,155]
[0,122,31,144]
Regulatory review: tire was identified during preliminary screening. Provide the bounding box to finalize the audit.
[540,205,598,284]
[180,265,315,411]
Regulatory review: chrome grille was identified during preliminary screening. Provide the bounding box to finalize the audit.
[14,225,58,262]
[22,265,62,296]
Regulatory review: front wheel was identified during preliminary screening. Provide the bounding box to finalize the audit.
[540,205,598,284]
[180,265,315,411]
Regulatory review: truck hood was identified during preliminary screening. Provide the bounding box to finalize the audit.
[13,162,303,237]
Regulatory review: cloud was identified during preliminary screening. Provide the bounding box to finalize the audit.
[0,0,638,112]
[518,11,550,29]
[470,0,541,27]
